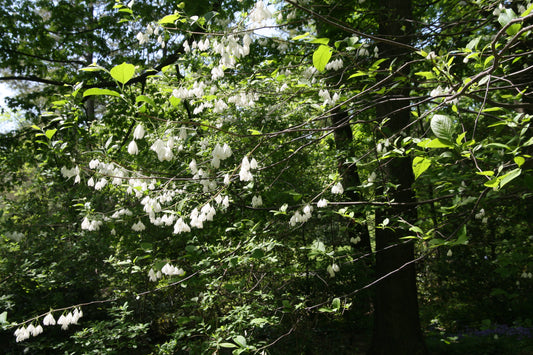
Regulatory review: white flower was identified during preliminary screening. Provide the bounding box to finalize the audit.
[89,159,100,169]
[133,124,145,139]
[14,326,30,342]
[94,178,108,191]
[351,236,361,244]
[148,268,158,282]
[189,159,198,174]
[250,158,258,169]
[325,58,344,71]
[239,156,254,181]
[222,196,230,209]
[331,182,344,194]
[71,308,82,324]
[132,220,146,231]
[128,140,139,155]
[447,249,453,257]
[43,312,56,326]
[161,263,185,276]
[57,314,69,330]
[32,324,43,336]
[136,31,148,45]
[250,1,272,26]
[303,204,313,215]
[173,217,191,234]
[252,195,263,208]
[317,198,328,208]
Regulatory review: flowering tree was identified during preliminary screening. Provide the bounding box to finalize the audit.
[1,0,533,353]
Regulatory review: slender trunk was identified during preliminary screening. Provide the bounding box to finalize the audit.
[332,109,372,254]
[368,0,427,354]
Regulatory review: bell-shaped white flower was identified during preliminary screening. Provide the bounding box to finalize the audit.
[133,124,145,139]
[43,312,56,326]
[128,140,139,155]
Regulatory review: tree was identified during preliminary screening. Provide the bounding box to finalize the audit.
[1,0,532,353]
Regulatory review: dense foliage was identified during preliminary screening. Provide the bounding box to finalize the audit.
[1,0,532,354]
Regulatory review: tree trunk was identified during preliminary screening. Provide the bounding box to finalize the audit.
[368,0,427,353]
[332,109,372,254]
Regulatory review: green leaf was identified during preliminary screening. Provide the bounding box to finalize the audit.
[110,63,135,84]
[484,168,521,190]
[454,225,468,245]
[498,9,521,36]
[430,114,455,142]
[159,13,180,25]
[417,138,453,149]
[136,95,155,107]
[292,32,310,40]
[499,168,521,189]
[415,71,435,80]
[313,45,332,72]
[456,132,467,145]
[45,129,57,139]
[476,171,494,176]
[219,343,238,348]
[0,311,7,324]
[522,4,533,17]
[233,335,247,347]
[412,156,431,179]
[83,88,121,97]
[514,156,525,167]
[332,297,341,310]
[310,37,330,45]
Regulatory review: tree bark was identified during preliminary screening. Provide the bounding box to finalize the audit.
[332,109,372,254]
[368,0,427,354]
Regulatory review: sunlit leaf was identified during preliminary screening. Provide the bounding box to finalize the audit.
[110,62,135,84]
[83,88,121,97]
[412,156,431,179]
[313,45,332,72]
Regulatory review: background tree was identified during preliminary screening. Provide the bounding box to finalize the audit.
[1,0,532,354]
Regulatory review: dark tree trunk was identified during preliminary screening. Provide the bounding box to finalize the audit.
[368,0,427,354]
[332,109,372,254]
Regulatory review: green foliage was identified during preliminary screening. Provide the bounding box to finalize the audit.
[1,0,532,353]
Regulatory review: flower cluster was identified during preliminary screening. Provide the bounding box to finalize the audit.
[318,89,340,106]
[211,143,233,169]
[289,205,313,226]
[14,323,43,342]
[325,58,343,71]
[61,166,80,184]
[239,156,258,181]
[14,308,83,342]
[81,216,103,231]
[250,1,272,27]
[161,263,185,276]
[131,220,146,231]
[317,198,328,208]
[331,182,344,194]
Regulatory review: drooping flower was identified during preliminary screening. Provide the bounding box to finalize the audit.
[173,217,191,234]
[133,124,145,139]
[128,140,139,155]
[252,195,263,208]
[317,198,328,208]
[43,312,56,326]
[331,182,344,194]
[132,220,146,232]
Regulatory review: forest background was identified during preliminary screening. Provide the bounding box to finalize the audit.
[1,0,532,354]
